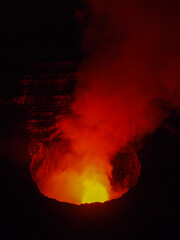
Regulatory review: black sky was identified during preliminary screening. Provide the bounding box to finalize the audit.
[0,0,82,62]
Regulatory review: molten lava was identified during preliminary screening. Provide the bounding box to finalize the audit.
[30,142,141,205]
[82,179,109,204]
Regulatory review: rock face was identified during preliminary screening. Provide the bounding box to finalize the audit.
[14,61,142,204]
[15,62,76,142]
[14,61,79,197]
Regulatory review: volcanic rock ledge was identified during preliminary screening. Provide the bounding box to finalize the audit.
[15,61,77,142]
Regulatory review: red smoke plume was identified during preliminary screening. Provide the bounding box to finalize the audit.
[30,0,180,204]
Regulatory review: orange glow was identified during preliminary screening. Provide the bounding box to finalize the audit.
[82,179,109,204]
[24,0,179,206]
[30,140,141,205]
[33,163,113,205]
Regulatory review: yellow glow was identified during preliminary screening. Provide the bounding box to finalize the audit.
[82,179,109,204]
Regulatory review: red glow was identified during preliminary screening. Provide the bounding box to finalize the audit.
[26,0,179,205]
[29,136,141,205]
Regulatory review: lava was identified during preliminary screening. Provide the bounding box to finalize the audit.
[82,179,109,204]
[29,139,140,205]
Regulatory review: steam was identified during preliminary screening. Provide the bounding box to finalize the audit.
[31,0,180,204]
[73,0,180,147]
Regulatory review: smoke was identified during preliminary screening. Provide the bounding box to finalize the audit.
[72,0,180,151]
[31,0,180,204]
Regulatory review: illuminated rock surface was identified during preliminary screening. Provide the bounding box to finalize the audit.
[15,62,141,205]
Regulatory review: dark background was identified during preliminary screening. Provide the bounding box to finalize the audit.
[0,0,82,62]
[0,1,179,239]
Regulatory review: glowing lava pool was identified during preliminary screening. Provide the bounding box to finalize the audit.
[82,179,109,204]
